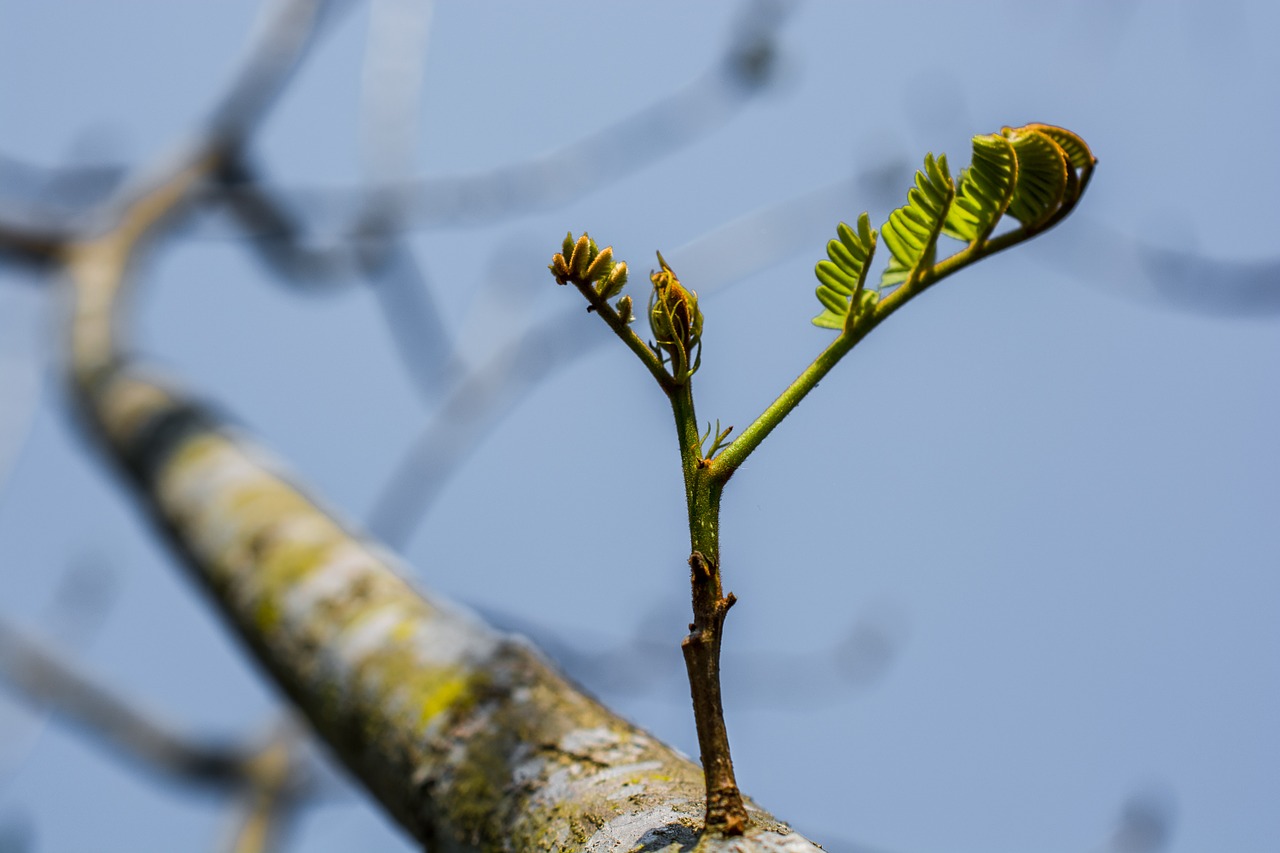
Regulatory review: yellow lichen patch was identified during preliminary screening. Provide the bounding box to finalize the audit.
[223,483,316,538]
[391,617,418,644]
[337,604,419,667]
[255,595,283,632]
[255,521,343,580]
[242,523,359,637]
[192,483,325,577]
[415,669,469,729]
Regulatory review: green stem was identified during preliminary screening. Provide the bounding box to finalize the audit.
[670,380,748,836]
[572,280,673,394]
[710,178,1095,484]
[707,312,876,484]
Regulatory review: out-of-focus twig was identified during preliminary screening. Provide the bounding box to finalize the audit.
[0,219,65,268]
[161,1,799,406]
[367,157,907,548]
[214,153,457,400]
[1035,217,1280,318]
[1140,248,1280,317]
[358,0,433,187]
[366,304,589,546]
[0,0,346,834]
[209,0,799,238]
[0,151,127,233]
[203,0,356,148]
[1105,787,1176,853]
[475,596,906,705]
[0,0,342,271]
[0,618,320,850]
[217,724,309,853]
[0,618,257,788]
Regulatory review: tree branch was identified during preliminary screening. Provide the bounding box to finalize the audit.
[0,618,258,788]
[31,3,827,849]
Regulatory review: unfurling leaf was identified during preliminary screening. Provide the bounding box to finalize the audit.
[811,124,1094,331]
[879,153,955,290]
[584,246,614,285]
[944,134,1017,244]
[599,261,629,300]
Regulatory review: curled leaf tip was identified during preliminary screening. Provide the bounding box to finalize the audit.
[811,123,1093,330]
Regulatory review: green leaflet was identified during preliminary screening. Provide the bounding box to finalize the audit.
[1003,127,1069,227]
[809,124,1094,334]
[944,134,1017,244]
[1025,124,1095,171]
[812,212,878,330]
[879,153,955,290]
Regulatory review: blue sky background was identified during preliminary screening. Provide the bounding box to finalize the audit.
[1,2,1277,851]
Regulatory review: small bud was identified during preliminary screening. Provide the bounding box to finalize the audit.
[616,295,633,324]
[549,253,571,284]
[649,253,701,350]
[598,260,628,299]
[584,245,614,284]
[561,231,575,257]
[569,234,593,280]
[648,252,703,382]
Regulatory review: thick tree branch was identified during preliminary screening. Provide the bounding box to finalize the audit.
[69,307,824,849]
[2,0,828,846]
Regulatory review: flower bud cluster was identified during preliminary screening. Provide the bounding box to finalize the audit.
[549,232,629,303]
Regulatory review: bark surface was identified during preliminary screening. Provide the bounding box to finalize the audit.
[53,131,826,853]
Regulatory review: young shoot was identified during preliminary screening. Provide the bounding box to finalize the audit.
[549,123,1095,837]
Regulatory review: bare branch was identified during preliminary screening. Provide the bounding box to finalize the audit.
[218,725,310,853]
[0,618,256,788]
[208,0,798,236]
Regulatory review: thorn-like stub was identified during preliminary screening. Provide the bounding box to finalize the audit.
[689,551,714,579]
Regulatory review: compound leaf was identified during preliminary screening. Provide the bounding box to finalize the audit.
[813,212,877,330]
[879,153,955,290]
[944,134,1017,244]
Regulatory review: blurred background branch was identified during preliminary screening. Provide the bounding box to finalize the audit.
[1,0,1275,850]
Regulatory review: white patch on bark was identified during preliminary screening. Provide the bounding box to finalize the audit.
[285,541,379,618]
[584,805,686,851]
[337,604,413,665]
[407,605,500,668]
